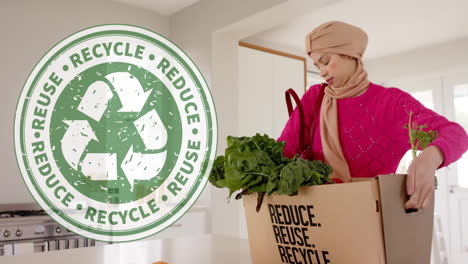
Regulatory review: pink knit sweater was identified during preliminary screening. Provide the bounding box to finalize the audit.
[277,82,468,178]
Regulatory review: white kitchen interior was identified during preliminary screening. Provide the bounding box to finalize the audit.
[1,0,468,263]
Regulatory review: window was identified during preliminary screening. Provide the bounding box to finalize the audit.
[453,84,468,187]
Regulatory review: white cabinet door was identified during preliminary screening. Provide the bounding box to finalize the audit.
[238,46,274,137]
[238,46,305,139]
[443,73,468,264]
[272,53,305,139]
[237,46,305,239]
[142,209,208,240]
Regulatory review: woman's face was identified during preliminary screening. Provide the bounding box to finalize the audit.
[310,52,357,87]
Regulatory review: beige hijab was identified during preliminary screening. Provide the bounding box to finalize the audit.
[305,21,370,183]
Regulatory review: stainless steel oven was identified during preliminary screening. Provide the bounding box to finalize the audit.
[0,203,107,256]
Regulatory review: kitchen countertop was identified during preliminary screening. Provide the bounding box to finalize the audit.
[1,235,252,264]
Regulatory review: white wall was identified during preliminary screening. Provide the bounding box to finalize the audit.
[170,0,337,238]
[365,36,468,84]
[0,0,169,204]
[240,35,320,75]
[170,0,289,239]
[169,0,285,238]
[169,0,293,96]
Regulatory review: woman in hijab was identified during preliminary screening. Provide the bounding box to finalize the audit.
[278,21,468,210]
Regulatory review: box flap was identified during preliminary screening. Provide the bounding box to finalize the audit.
[377,174,434,264]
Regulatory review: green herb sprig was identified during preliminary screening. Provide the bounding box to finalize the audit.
[403,111,439,189]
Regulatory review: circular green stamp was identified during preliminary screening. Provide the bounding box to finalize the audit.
[14,25,217,242]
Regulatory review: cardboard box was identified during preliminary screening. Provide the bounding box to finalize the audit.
[243,174,434,264]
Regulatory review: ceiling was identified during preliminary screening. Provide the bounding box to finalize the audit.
[112,0,199,15]
[109,0,468,61]
[248,0,468,61]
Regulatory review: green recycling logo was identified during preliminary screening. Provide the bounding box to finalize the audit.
[15,25,217,242]
[52,64,180,204]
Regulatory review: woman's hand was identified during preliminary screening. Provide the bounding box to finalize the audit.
[405,145,444,210]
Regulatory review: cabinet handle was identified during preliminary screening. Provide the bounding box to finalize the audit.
[449,185,456,194]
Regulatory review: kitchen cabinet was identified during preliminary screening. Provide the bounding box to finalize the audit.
[141,207,208,240]
[238,44,306,139]
[1,234,251,264]
[237,43,305,239]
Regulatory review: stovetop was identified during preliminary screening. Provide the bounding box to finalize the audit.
[0,204,51,223]
[0,203,43,213]
[0,210,47,218]
[0,203,101,256]
[0,203,75,242]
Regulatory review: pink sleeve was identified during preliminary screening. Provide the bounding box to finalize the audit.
[277,85,320,159]
[392,90,468,169]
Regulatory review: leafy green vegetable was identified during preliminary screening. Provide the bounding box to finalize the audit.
[208,133,334,211]
[209,156,226,188]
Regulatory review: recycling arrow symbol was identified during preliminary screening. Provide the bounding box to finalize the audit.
[60,72,167,191]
